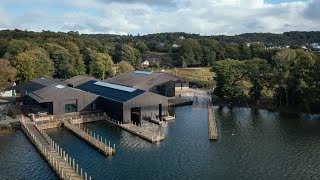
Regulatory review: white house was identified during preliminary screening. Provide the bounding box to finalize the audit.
[172,44,181,48]
[1,82,16,97]
[141,60,150,67]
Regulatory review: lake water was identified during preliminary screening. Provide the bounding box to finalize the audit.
[1,106,320,179]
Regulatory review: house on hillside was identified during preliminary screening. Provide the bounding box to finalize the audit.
[141,60,150,67]
[172,44,180,48]
[1,82,16,97]
[142,54,162,67]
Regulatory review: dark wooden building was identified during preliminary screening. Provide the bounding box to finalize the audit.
[106,71,188,98]
[26,84,98,115]
[65,75,98,88]
[77,80,168,124]
[12,78,67,98]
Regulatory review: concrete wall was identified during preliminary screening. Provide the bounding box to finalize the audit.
[123,92,169,123]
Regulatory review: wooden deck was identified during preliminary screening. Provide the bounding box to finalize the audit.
[207,102,218,140]
[162,115,176,121]
[105,117,164,143]
[64,120,115,156]
[12,106,91,180]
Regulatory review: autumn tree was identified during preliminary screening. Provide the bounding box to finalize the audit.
[0,59,16,91]
[118,61,134,74]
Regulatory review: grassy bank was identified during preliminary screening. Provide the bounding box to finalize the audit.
[165,67,215,89]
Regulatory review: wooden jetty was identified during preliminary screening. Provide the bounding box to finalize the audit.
[63,120,115,156]
[105,116,164,143]
[162,115,176,121]
[12,106,91,180]
[207,102,218,140]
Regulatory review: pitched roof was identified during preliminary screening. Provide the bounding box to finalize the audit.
[106,71,183,91]
[76,80,145,103]
[65,75,98,87]
[27,84,96,103]
[31,78,65,86]
[7,77,66,91]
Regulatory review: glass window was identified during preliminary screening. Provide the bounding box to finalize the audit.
[65,104,77,113]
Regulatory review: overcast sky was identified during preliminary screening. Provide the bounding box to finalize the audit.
[0,0,318,35]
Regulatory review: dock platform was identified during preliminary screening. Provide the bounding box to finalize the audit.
[105,117,164,143]
[162,115,176,121]
[11,106,90,180]
[207,102,218,140]
[64,120,115,156]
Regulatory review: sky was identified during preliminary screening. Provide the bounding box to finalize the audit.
[0,0,318,35]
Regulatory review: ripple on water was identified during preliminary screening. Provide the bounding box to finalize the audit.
[2,106,320,179]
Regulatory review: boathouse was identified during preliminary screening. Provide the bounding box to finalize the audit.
[106,71,188,98]
[76,80,168,124]
[10,77,67,98]
[25,84,98,115]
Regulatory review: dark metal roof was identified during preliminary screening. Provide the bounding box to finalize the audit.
[76,80,145,103]
[28,84,97,103]
[65,75,98,87]
[7,78,66,91]
[31,78,66,86]
[106,71,184,91]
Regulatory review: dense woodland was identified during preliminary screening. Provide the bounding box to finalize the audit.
[0,29,320,110]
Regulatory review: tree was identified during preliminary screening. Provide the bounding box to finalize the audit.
[0,59,16,91]
[179,39,203,66]
[29,47,54,78]
[43,43,73,79]
[244,58,272,102]
[118,44,141,66]
[63,42,86,75]
[89,53,114,80]
[12,52,35,83]
[213,59,246,99]
[118,61,135,74]
[4,40,31,61]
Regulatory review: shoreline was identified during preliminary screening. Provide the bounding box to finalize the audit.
[0,122,20,135]
[212,98,320,115]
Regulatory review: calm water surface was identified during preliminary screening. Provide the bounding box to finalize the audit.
[1,106,320,179]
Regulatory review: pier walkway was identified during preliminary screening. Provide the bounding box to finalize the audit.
[105,116,164,143]
[12,106,91,180]
[207,102,218,140]
[64,120,115,156]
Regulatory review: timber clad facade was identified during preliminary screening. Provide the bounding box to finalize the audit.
[26,85,98,115]
[16,71,188,124]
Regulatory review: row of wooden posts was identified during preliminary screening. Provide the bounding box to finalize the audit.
[70,121,115,155]
[34,123,91,180]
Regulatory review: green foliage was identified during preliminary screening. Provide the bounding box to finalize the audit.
[189,79,210,89]
[0,59,16,91]
[89,52,114,80]
[118,61,135,74]
[13,52,36,82]
[213,59,246,99]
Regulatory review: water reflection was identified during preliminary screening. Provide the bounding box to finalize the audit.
[1,106,320,179]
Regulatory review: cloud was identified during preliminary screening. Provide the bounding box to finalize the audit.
[96,0,176,7]
[304,0,320,21]
[0,0,318,35]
